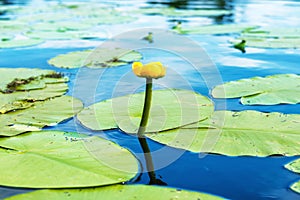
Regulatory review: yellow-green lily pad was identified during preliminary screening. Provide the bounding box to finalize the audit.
[242,27,300,38]
[212,74,300,105]
[0,38,43,48]
[48,48,142,69]
[77,89,214,133]
[139,7,232,17]
[0,96,83,136]
[233,37,300,49]
[0,68,60,92]
[5,184,224,200]
[285,159,300,194]
[146,110,300,156]
[0,131,138,188]
[174,24,258,35]
[0,82,68,113]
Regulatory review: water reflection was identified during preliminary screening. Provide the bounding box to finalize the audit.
[147,0,234,10]
[0,0,29,5]
[147,0,235,23]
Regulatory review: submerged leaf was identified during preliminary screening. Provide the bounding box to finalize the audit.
[212,74,300,105]
[0,131,138,188]
[77,89,214,133]
[0,96,83,136]
[48,48,142,69]
[146,110,300,156]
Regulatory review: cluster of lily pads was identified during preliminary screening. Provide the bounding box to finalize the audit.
[74,72,300,193]
[1,1,300,199]
[0,2,136,48]
[1,1,300,50]
[0,70,224,198]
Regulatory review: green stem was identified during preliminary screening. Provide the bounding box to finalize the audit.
[136,78,157,184]
[137,78,152,137]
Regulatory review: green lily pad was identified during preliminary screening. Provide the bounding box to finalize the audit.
[139,7,232,17]
[77,89,214,133]
[212,74,300,105]
[242,27,300,38]
[48,48,142,69]
[32,21,93,31]
[0,68,59,92]
[233,37,300,49]
[0,131,138,188]
[0,20,29,34]
[0,38,43,48]
[0,82,68,113]
[175,24,258,35]
[25,30,78,40]
[84,15,137,25]
[285,159,300,194]
[146,110,300,156]
[0,96,83,136]
[5,184,223,200]
[286,159,300,174]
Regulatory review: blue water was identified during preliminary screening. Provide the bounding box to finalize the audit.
[1,0,300,200]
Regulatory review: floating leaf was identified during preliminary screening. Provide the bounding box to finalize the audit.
[32,21,93,31]
[77,89,214,133]
[0,82,68,113]
[146,110,300,156]
[0,38,43,48]
[233,37,300,49]
[139,7,232,17]
[0,68,59,92]
[25,30,78,40]
[5,184,224,200]
[0,131,138,188]
[0,20,29,34]
[0,96,83,136]
[242,27,300,38]
[175,24,257,35]
[212,74,300,105]
[285,159,300,194]
[48,48,142,69]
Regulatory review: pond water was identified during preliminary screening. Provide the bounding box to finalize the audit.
[0,0,300,199]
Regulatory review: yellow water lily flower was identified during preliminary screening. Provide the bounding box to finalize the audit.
[132,61,166,79]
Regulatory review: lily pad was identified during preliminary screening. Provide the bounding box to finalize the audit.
[146,110,300,156]
[175,24,258,35]
[5,184,223,200]
[25,30,79,40]
[48,48,142,69]
[0,68,60,92]
[285,159,300,194]
[0,38,43,48]
[0,82,68,113]
[0,96,83,136]
[32,21,93,31]
[212,74,300,105]
[0,131,138,188]
[77,89,214,133]
[139,7,232,17]
[242,27,300,38]
[233,37,300,49]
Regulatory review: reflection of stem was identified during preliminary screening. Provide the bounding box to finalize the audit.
[136,78,157,184]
